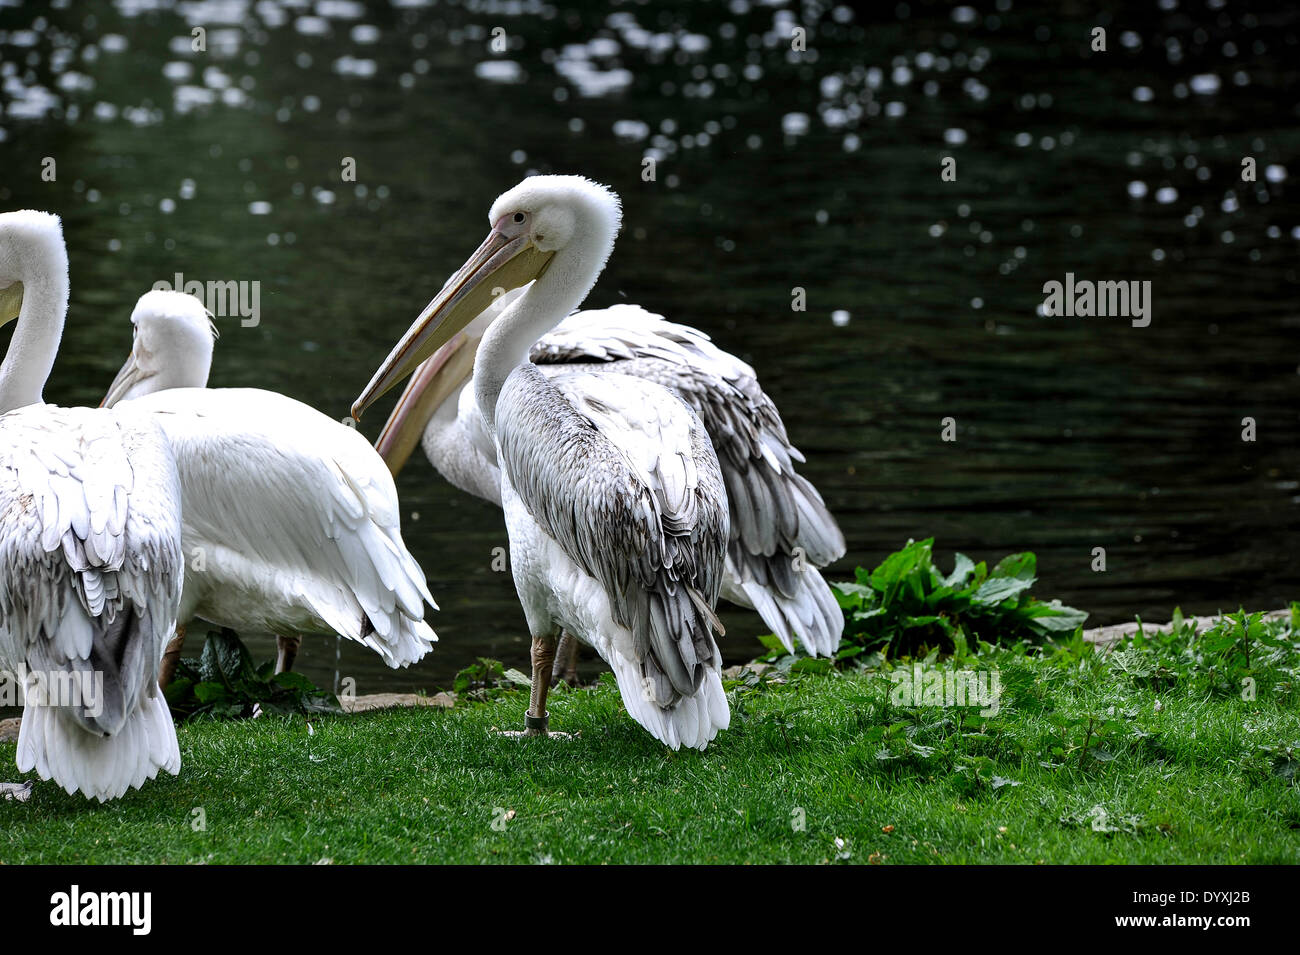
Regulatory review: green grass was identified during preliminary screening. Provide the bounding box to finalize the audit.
[2,621,1297,864]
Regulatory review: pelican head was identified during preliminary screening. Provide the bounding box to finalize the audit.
[352,175,622,424]
[0,210,67,327]
[102,289,217,407]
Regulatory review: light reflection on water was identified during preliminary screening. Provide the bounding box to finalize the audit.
[0,0,1296,696]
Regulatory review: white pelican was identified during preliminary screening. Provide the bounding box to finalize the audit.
[354,176,731,749]
[100,289,438,685]
[0,210,182,800]
[374,289,846,681]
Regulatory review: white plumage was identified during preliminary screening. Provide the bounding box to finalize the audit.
[102,290,437,671]
[393,292,846,658]
[0,210,182,800]
[356,176,732,749]
[497,369,730,749]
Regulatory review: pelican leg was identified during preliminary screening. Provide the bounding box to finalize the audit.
[550,630,580,687]
[275,634,303,674]
[525,631,558,736]
[251,634,305,719]
[158,625,187,691]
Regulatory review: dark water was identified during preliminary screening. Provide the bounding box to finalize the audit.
[1,0,1297,697]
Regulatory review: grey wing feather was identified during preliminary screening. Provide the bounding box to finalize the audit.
[534,305,845,569]
[496,364,728,706]
[532,305,846,657]
[0,405,182,737]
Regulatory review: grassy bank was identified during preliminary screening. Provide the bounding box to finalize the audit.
[2,612,1297,864]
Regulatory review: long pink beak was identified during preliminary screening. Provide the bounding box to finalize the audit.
[372,332,472,476]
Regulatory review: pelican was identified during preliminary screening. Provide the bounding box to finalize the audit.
[100,289,437,685]
[355,176,731,749]
[0,211,182,800]
[374,289,846,682]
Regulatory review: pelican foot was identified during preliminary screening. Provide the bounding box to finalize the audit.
[494,714,575,741]
[1,781,33,802]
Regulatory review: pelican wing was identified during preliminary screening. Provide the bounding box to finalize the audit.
[532,303,728,366]
[123,387,436,667]
[532,305,846,655]
[0,405,182,799]
[496,365,728,705]
[535,305,844,562]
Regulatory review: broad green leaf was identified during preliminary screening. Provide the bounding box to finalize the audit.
[972,575,1035,606]
[1023,600,1089,634]
[869,538,933,598]
[943,553,976,588]
[990,552,1037,581]
[271,671,315,692]
[193,682,229,704]
[832,581,873,607]
[503,668,533,687]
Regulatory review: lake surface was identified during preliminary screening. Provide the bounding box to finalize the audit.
[1,0,1297,696]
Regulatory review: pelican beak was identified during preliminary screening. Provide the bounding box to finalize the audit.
[352,227,553,421]
[0,281,23,327]
[373,329,481,476]
[101,348,154,408]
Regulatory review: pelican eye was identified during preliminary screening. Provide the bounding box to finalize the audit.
[513,212,526,223]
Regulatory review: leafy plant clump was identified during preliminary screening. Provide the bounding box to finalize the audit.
[164,629,341,720]
[1111,605,1300,699]
[450,657,532,705]
[830,538,1087,660]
